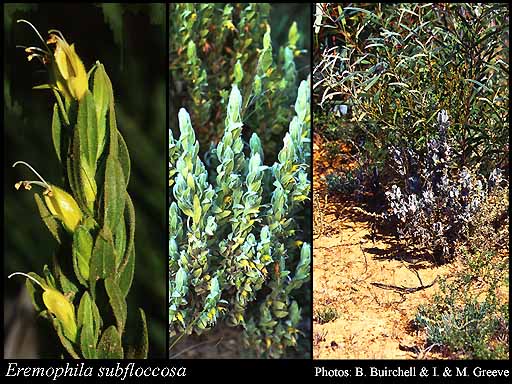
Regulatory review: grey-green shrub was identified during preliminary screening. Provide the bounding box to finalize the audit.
[169,77,311,358]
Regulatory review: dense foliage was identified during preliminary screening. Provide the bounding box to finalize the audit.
[314,3,508,174]
[169,77,311,358]
[314,3,509,359]
[4,4,166,358]
[169,3,311,359]
[170,3,309,161]
[415,184,509,358]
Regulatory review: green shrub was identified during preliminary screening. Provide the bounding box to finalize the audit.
[415,275,508,359]
[314,306,338,325]
[414,187,509,358]
[169,75,311,358]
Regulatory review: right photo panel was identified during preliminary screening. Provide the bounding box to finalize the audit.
[313,3,509,359]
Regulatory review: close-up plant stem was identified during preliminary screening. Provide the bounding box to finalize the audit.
[3,6,166,358]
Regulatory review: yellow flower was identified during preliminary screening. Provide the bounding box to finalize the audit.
[17,20,88,102]
[47,31,88,101]
[13,161,83,233]
[8,272,77,342]
[42,185,83,233]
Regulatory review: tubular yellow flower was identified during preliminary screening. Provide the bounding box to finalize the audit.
[43,186,83,233]
[17,20,88,102]
[13,161,83,233]
[47,31,88,101]
[8,272,78,342]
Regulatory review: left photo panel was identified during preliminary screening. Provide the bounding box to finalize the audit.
[3,4,167,358]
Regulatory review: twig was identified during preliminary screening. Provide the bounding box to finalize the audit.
[411,267,424,287]
[370,276,438,294]
[415,342,442,360]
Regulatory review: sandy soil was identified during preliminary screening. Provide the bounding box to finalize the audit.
[312,134,454,359]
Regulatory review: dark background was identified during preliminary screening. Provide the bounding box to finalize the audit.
[3,3,166,358]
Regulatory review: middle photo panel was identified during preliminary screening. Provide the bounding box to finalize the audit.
[168,3,312,359]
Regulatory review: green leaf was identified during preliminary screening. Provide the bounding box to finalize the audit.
[80,320,97,359]
[56,267,79,298]
[43,265,57,289]
[257,26,273,75]
[344,6,380,21]
[104,155,126,233]
[77,292,97,358]
[96,326,123,359]
[52,318,80,358]
[388,82,410,88]
[118,246,135,299]
[288,21,299,48]
[273,310,289,318]
[34,193,62,244]
[51,103,62,162]
[77,291,91,327]
[117,132,131,186]
[24,275,46,312]
[113,212,126,268]
[72,226,93,286]
[105,276,127,335]
[50,88,70,125]
[106,75,119,156]
[118,194,135,296]
[192,195,201,224]
[67,128,79,197]
[76,91,98,172]
[27,271,50,290]
[233,60,243,85]
[464,78,491,93]
[89,226,116,297]
[363,74,381,92]
[92,63,110,160]
[69,125,90,213]
[50,253,79,298]
[90,297,103,343]
[126,308,148,359]
[295,79,309,122]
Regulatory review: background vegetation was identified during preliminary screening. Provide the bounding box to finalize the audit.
[170,3,311,162]
[314,3,508,177]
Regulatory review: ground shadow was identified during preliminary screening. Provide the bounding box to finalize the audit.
[363,242,440,267]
